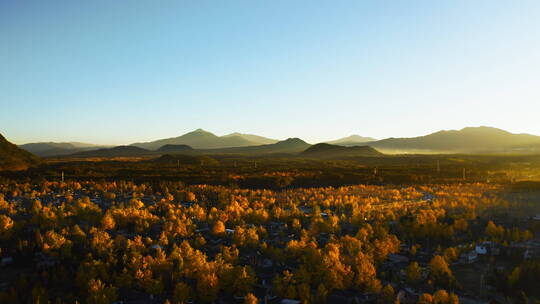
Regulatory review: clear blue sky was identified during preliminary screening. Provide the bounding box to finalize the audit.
[1,1,539,145]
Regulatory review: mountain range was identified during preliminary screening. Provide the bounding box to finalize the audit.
[69,146,151,158]
[66,138,310,158]
[368,127,540,153]
[19,142,110,157]
[131,129,277,150]
[221,132,278,145]
[326,135,377,146]
[13,126,540,158]
[199,138,311,155]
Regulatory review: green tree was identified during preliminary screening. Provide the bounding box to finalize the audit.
[406,262,422,285]
[429,255,454,287]
[86,279,117,304]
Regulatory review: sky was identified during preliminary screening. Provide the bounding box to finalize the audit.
[1,0,539,145]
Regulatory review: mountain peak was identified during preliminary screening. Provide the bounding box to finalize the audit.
[277,138,309,146]
[459,126,509,134]
[193,128,209,133]
[327,134,376,146]
[181,129,218,138]
[132,129,256,150]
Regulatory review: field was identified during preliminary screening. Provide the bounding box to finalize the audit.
[7,153,540,189]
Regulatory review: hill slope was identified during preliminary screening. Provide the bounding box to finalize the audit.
[300,143,383,159]
[156,144,194,153]
[222,133,278,145]
[69,146,151,158]
[132,129,258,150]
[19,142,109,157]
[0,134,40,170]
[369,127,540,153]
[202,138,311,155]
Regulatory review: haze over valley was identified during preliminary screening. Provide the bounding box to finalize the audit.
[13,126,540,158]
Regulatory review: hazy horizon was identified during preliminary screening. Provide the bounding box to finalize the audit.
[7,125,540,147]
[2,1,540,145]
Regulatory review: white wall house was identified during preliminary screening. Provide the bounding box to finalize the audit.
[475,244,488,255]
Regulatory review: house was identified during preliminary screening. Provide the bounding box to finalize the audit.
[400,243,411,252]
[475,241,500,256]
[397,289,419,304]
[209,238,224,246]
[35,253,59,269]
[387,254,409,264]
[475,244,488,255]
[523,241,540,259]
[299,206,312,215]
[261,258,273,268]
[460,251,478,264]
[281,299,301,304]
[524,248,540,259]
[422,193,435,202]
[0,256,13,267]
[195,227,209,233]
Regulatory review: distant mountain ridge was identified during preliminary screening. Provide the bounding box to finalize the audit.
[69,146,151,158]
[59,138,310,158]
[368,126,540,153]
[327,135,377,146]
[0,134,40,170]
[131,129,269,150]
[156,144,194,153]
[20,142,110,157]
[197,138,311,155]
[222,132,278,145]
[18,126,540,158]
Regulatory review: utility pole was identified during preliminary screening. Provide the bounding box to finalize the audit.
[480,273,484,297]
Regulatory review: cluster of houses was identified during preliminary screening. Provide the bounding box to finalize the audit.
[457,238,540,265]
[459,241,500,264]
